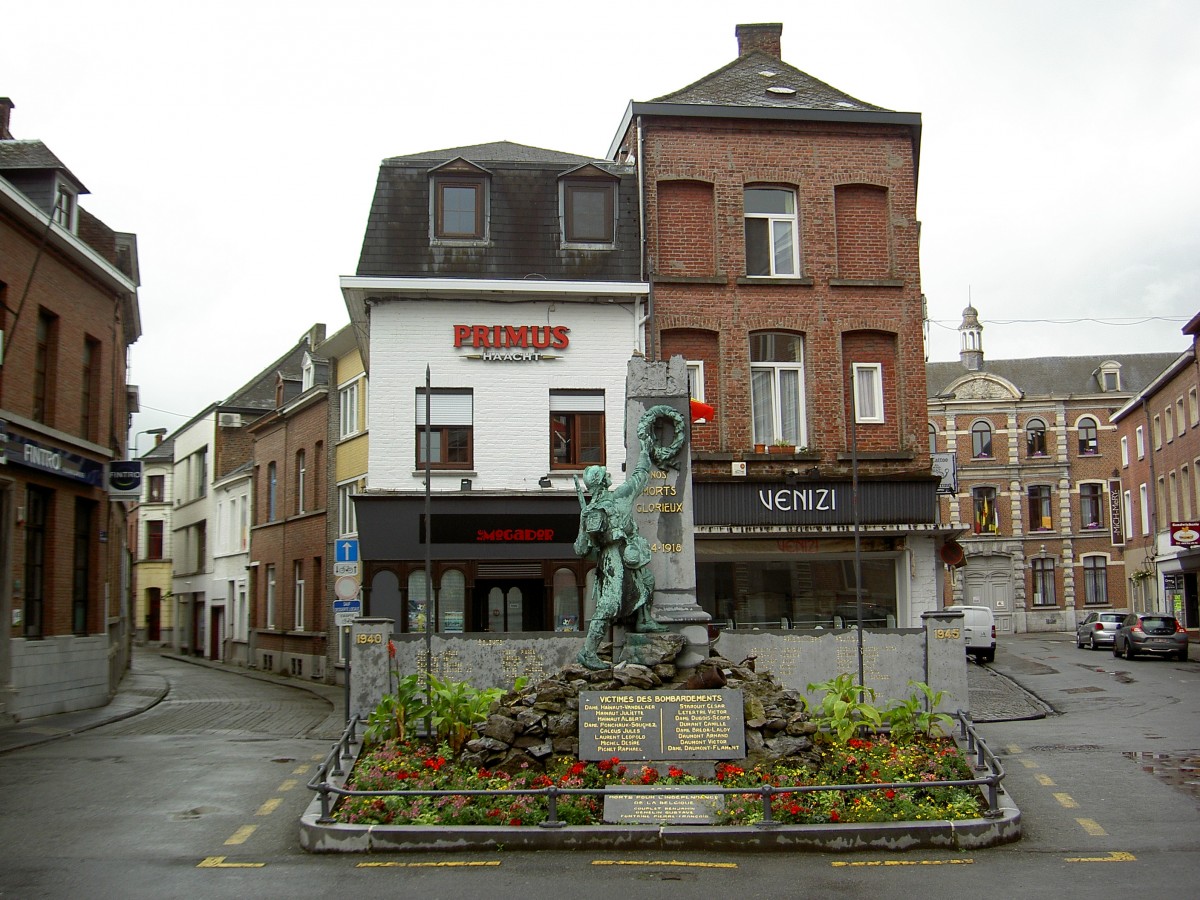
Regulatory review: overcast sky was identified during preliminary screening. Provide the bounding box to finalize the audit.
[4,1,1198,444]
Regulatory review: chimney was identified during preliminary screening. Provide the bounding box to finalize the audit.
[736,23,783,58]
[0,98,14,140]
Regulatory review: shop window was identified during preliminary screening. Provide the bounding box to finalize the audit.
[440,570,465,633]
[553,567,580,631]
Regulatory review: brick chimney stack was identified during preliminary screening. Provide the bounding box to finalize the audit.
[735,23,783,58]
[0,98,14,140]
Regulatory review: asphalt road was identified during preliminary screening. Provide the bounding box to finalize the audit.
[0,639,1196,899]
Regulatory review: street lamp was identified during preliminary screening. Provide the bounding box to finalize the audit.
[132,427,167,458]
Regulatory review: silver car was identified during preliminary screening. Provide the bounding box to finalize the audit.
[1075,611,1125,650]
[1111,613,1189,662]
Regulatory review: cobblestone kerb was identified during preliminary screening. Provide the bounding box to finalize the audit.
[299,733,1022,854]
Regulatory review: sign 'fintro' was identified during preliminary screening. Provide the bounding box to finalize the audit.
[453,324,570,362]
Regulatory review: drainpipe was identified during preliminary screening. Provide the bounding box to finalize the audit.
[636,115,654,360]
[1141,396,1161,613]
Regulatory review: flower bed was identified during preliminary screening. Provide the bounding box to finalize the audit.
[333,734,985,827]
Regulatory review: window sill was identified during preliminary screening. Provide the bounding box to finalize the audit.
[836,450,915,462]
[430,237,489,248]
[829,278,905,288]
[562,238,616,250]
[735,276,814,286]
[653,274,729,285]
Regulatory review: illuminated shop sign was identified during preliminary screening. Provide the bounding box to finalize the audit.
[453,324,570,361]
[420,513,581,545]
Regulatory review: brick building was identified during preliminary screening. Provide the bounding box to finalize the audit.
[248,325,331,677]
[605,24,946,628]
[1112,313,1200,627]
[132,434,174,646]
[927,304,1178,633]
[0,97,142,720]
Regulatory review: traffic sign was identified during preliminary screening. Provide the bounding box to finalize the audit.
[333,598,362,626]
[335,539,359,563]
[333,562,359,577]
[335,576,359,600]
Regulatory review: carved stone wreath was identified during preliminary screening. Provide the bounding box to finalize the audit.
[638,404,686,470]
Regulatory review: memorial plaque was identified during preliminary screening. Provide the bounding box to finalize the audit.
[578,690,745,761]
[603,785,724,824]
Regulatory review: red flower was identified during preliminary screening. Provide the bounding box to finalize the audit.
[830,809,840,822]
[387,640,396,659]
[640,767,659,785]
[885,789,896,800]
[597,759,613,772]
[509,818,522,827]
[668,766,685,779]
[569,761,587,776]
[423,755,446,771]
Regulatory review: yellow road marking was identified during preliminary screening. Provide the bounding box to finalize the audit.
[1006,744,1022,754]
[197,856,265,868]
[1076,818,1108,836]
[255,798,283,817]
[592,860,738,869]
[224,825,257,845]
[1053,792,1079,809]
[1020,759,1039,769]
[278,779,298,792]
[292,765,309,775]
[357,861,502,868]
[832,859,974,867]
[1065,851,1135,863]
[1034,773,1055,786]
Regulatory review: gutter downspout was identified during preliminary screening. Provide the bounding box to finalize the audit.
[636,115,654,360]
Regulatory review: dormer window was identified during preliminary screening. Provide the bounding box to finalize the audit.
[560,165,617,246]
[430,159,489,242]
[53,181,77,232]
[1095,361,1122,392]
[301,352,315,391]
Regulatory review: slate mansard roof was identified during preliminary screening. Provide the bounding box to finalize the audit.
[927,353,1182,402]
[355,141,642,282]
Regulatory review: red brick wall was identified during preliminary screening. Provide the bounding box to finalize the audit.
[655,180,716,277]
[834,184,890,278]
[841,330,899,450]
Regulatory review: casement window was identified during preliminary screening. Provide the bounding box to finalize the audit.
[53,182,77,231]
[1165,407,1175,443]
[1153,415,1162,450]
[851,363,884,423]
[265,564,277,629]
[1028,485,1053,531]
[550,390,605,469]
[687,361,706,404]
[416,388,473,469]
[971,421,993,458]
[928,423,938,454]
[433,176,487,240]
[1177,398,1187,435]
[1190,388,1198,426]
[562,178,615,244]
[1078,417,1099,455]
[338,481,360,536]
[1136,425,1145,459]
[973,486,998,535]
[148,475,165,503]
[81,337,100,442]
[744,187,800,276]
[293,561,305,631]
[1080,483,1105,530]
[1139,484,1150,535]
[266,462,277,522]
[146,520,164,560]
[1026,418,1047,457]
[295,450,306,515]
[1083,556,1109,605]
[339,381,360,439]
[34,309,58,425]
[1123,490,1133,540]
[1031,558,1056,606]
[750,332,805,447]
[1120,436,1129,467]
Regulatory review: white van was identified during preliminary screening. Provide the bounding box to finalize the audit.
[945,605,996,662]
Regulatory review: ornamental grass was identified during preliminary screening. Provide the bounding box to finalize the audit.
[333,734,985,827]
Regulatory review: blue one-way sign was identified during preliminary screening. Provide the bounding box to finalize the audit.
[335,539,359,563]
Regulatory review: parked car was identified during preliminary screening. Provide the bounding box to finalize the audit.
[944,605,996,663]
[1075,611,1126,650]
[1111,613,1189,661]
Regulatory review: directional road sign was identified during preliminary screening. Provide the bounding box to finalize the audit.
[335,539,359,563]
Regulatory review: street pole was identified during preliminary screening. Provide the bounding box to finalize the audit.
[851,368,865,693]
[423,365,433,738]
